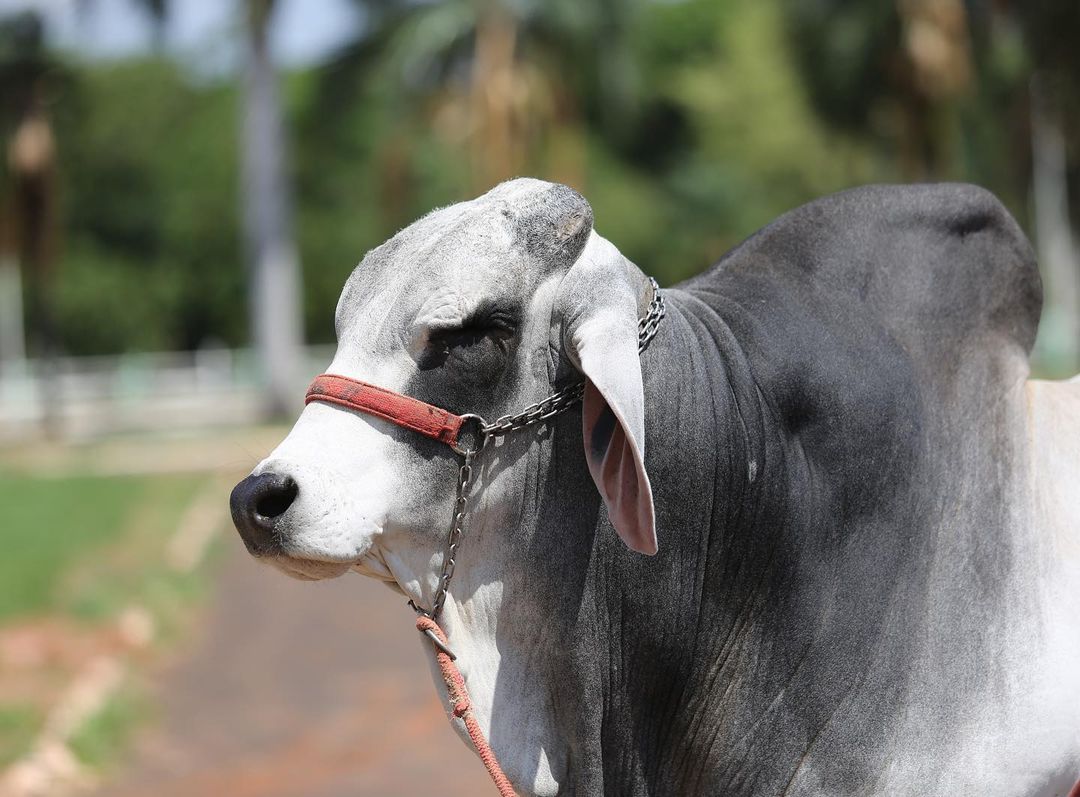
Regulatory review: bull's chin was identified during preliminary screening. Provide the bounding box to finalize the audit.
[266,555,352,581]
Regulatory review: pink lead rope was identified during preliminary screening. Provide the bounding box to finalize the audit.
[416,616,518,796]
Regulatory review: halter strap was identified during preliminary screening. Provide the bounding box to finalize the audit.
[306,374,466,448]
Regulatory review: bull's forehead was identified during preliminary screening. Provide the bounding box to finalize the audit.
[336,184,554,342]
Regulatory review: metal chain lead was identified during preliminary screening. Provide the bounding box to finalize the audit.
[413,278,666,637]
[430,450,474,620]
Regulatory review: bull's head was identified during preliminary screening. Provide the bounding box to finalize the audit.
[230,178,657,592]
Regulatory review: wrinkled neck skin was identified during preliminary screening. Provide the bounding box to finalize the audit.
[375,278,1078,796]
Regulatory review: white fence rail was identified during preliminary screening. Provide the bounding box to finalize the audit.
[0,346,334,443]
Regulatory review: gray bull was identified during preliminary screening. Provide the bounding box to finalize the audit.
[230,179,1080,796]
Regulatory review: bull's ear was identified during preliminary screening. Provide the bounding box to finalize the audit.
[560,234,657,555]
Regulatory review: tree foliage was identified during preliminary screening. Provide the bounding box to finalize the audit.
[53,61,244,354]
[1,0,1076,356]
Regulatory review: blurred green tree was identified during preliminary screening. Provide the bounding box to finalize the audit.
[293,0,876,290]
[57,61,243,354]
[1,0,1073,374]
[783,0,978,181]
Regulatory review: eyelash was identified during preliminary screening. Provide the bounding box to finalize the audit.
[433,312,516,347]
[436,327,495,349]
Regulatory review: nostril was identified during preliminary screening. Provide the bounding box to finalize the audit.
[230,471,299,554]
[256,476,298,520]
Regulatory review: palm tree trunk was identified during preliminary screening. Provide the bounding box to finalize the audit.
[470,6,519,190]
[0,182,26,370]
[242,0,303,417]
[0,249,26,369]
[1030,74,1080,373]
[9,97,60,435]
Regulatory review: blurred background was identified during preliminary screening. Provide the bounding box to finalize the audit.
[0,0,1078,795]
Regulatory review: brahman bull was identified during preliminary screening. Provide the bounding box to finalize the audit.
[230,179,1080,796]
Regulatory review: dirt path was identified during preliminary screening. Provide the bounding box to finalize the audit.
[97,536,491,797]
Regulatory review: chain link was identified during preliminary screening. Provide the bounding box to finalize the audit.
[425,450,475,620]
[637,276,667,353]
[414,277,665,623]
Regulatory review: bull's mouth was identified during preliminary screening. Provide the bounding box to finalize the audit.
[264,554,353,581]
[261,540,398,584]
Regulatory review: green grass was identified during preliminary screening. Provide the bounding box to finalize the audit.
[68,685,146,770]
[0,472,204,622]
[0,467,220,774]
[0,474,138,622]
[57,475,208,625]
[0,704,42,768]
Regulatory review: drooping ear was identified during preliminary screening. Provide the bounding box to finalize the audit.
[560,234,657,555]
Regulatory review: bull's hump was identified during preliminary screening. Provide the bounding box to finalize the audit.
[709,183,1043,354]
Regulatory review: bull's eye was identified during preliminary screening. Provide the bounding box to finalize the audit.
[419,310,517,370]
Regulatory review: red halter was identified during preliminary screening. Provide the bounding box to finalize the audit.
[305,373,479,452]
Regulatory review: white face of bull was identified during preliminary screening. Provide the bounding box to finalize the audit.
[230,177,656,592]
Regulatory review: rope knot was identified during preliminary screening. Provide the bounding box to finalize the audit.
[415,615,436,635]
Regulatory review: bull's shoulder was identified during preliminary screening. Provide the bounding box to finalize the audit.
[685,183,1042,354]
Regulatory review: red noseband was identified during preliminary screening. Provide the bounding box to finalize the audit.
[305,373,471,449]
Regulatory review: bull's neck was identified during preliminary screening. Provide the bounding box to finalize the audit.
[425,288,783,793]
[483,286,913,794]
[578,288,801,789]
[406,286,896,795]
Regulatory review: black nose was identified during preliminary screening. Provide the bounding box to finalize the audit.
[230,472,299,554]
